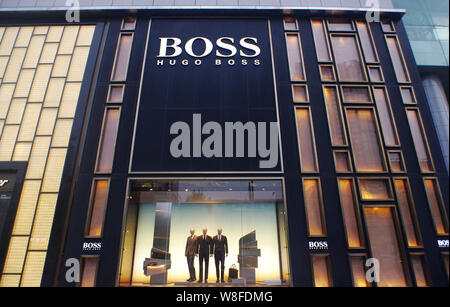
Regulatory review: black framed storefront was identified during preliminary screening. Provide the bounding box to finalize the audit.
[10,9,444,287]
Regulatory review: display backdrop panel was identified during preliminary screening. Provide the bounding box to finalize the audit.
[131,18,281,172]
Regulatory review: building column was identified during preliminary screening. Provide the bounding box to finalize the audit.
[422,75,449,174]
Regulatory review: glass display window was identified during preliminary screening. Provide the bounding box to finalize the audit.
[119,179,290,287]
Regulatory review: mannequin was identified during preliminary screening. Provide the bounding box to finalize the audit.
[196,227,213,283]
[212,227,228,283]
[185,228,197,282]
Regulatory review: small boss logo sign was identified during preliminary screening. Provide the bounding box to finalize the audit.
[308,241,328,250]
[82,242,102,251]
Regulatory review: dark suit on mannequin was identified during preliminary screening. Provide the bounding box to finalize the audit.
[185,234,197,281]
[197,234,213,282]
[212,234,228,282]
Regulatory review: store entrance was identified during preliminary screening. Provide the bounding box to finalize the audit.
[118,179,290,287]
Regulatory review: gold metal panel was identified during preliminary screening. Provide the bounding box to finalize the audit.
[12,180,41,235]
[0,84,16,119]
[0,27,19,56]
[22,36,45,69]
[20,251,47,287]
[33,26,49,35]
[0,56,9,78]
[41,148,67,193]
[0,274,21,287]
[13,69,35,98]
[28,64,52,102]
[15,27,34,48]
[29,193,58,250]
[58,26,79,55]
[12,142,32,161]
[0,125,19,161]
[6,98,27,124]
[76,25,96,46]
[25,136,51,179]
[0,27,5,42]
[1,236,29,274]
[3,48,26,82]
[43,78,65,107]
[36,108,58,135]
[58,82,81,118]
[51,55,71,77]
[51,119,73,147]
[46,26,64,43]
[67,46,90,82]
[39,43,58,64]
[17,103,42,142]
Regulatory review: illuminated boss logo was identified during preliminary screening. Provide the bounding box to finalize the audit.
[82,242,102,251]
[156,37,261,66]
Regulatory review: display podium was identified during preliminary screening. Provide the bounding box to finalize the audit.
[237,231,261,284]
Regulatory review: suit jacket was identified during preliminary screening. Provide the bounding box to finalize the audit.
[185,235,198,257]
[212,235,228,255]
[197,235,213,255]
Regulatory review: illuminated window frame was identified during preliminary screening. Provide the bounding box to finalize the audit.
[121,17,137,31]
[348,253,370,287]
[393,178,423,248]
[319,64,336,82]
[399,86,417,105]
[384,34,411,84]
[283,17,299,31]
[322,85,349,147]
[409,252,431,287]
[372,85,401,148]
[78,255,100,287]
[291,84,309,103]
[110,32,134,82]
[344,106,389,174]
[442,252,449,280]
[310,19,332,63]
[362,204,412,287]
[387,150,406,173]
[329,33,368,83]
[326,19,355,32]
[284,32,307,82]
[84,178,111,238]
[94,107,121,174]
[405,107,435,174]
[337,177,365,249]
[355,20,380,64]
[367,66,385,83]
[107,84,125,104]
[340,85,373,104]
[423,178,449,236]
[310,254,333,287]
[333,150,353,174]
[357,177,394,202]
[294,106,319,173]
[381,20,396,33]
[302,177,327,237]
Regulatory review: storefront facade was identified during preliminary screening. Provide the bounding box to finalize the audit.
[0,6,448,287]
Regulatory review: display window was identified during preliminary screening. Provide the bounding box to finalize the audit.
[119,179,290,287]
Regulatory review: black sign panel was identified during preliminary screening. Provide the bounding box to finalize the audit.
[131,19,280,172]
[0,163,26,274]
